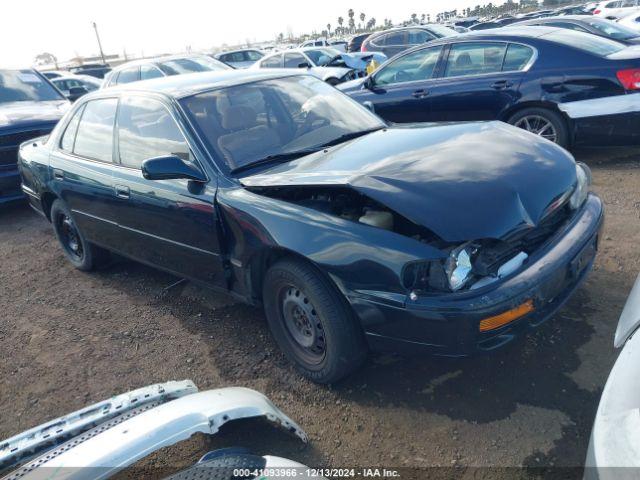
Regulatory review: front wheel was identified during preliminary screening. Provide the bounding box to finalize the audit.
[263,258,367,383]
[50,199,108,271]
[507,107,569,148]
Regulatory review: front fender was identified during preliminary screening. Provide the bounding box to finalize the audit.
[216,186,445,301]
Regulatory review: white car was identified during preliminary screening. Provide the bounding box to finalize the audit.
[251,48,360,85]
[594,0,640,19]
[586,273,640,478]
[618,8,640,31]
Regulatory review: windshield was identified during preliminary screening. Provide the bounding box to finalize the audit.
[0,70,64,103]
[158,56,231,75]
[543,29,626,56]
[305,48,341,66]
[427,24,459,37]
[586,18,640,40]
[180,75,385,172]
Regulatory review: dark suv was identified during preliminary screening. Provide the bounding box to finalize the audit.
[0,69,68,204]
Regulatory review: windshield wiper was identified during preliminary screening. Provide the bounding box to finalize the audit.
[315,127,384,149]
[231,148,323,174]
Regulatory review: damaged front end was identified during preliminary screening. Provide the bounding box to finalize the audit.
[0,381,316,480]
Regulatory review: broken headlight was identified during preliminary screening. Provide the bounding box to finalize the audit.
[569,163,591,210]
[402,243,478,293]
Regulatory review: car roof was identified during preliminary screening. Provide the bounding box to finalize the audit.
[95,70,303,99]
[459,25,567,39]
[215,48,261,56]
[111,54,212,72]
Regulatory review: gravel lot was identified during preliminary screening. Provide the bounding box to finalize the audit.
[0,147,639,478]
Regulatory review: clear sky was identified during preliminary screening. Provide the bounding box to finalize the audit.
[1,0,485,68]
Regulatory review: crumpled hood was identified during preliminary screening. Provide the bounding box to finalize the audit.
[240,121,578,243]
[0,100,69,131]
[334,52,387,71]
[308,66,352,81]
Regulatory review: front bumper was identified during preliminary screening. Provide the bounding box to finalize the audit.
[352,193,604,356]
[0,167,24,204]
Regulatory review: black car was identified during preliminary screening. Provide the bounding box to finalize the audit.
[361,25,458,57]
[19,71,602,383]
[515,15,640,44]
[348,33,371,52]
[69,64,112,79]
[0,69,69,204]
[469,17,520,30]
[340,27,640,148]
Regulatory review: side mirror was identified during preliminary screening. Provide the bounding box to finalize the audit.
[68,86,88,101]
[363,76,375,90]
[298,62,312,69]
[362,101,376,113]
[141,155,207,182]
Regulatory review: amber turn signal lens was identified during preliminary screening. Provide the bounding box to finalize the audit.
[479,300,535,332]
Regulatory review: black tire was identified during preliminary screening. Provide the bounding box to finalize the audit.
[507,107,570,148]
[50,199,108,271]
[263,258,367,383]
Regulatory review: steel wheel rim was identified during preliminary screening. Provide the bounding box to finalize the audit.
[514,115,558,143]
[58,213,83,260]
[280,285,326,365]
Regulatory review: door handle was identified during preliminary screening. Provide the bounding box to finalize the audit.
[491,80,513,90]
[114,185,130,199]
[412,89,429,98]
[53,169,64,181]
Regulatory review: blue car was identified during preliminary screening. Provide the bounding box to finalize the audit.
[340,26,640,148]
[0,69,69,204]
[20,71,602,383]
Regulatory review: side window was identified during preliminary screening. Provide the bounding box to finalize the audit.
[374,47,442,86]
[407,29,434,45]
[379,32,405,46]
[140,64,163,81]
[261,55,282,68]
[444,42,507,77]
[60,105,85,152]
[503,44,535,71]
[117,97,192,169]
[73,98,118,162]
[284,53,307,68]
[117,67,140,84]
[246,51,263,61]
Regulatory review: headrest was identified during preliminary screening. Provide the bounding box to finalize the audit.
[220,105,257,131]
[456,52,472,67]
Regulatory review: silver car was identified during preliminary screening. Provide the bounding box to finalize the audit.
[251,48,360,85]
[214,49,264,68]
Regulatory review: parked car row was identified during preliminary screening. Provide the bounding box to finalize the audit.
[340,26,640,148]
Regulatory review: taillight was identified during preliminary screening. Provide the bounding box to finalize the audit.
[593,8,601,13]
[361,43,368,52]
[617,69,640,90]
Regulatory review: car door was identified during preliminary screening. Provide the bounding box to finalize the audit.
[284,52,309,69]
[49,98,121,247]
[110,94,225,285]
[349,46,444,122]
[427,41,533,121]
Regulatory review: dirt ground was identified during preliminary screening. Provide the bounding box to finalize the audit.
[1,147,639,478]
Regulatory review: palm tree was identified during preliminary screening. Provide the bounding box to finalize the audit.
[338,16,344,32]
[348,9,355,32]
[410,13,418,24]
[360,12,366,26]
[327,23,331,36]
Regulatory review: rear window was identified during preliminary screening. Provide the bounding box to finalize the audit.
[543,30,626,56]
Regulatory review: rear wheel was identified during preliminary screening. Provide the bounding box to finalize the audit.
[50,199,108,271]
[263,258,367,383]
[507,107,569,148]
